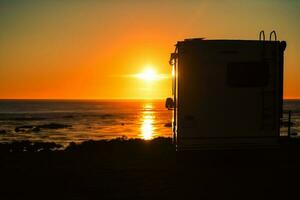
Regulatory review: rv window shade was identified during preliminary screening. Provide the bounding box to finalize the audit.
[227,62,269,87]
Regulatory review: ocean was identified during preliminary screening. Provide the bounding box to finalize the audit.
[0,99,299,147]
[0,100,172,147]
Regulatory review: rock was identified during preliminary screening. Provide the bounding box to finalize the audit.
[32,127,41,132]
[15,125,34,132]
[12,117,46,121]
[15,123,71,133]
[63,115,74,119]
[37,123,71,129]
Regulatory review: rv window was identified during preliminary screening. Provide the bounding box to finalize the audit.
[227,62,269,87]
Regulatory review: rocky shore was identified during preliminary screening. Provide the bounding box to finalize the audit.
[1,137,300,199]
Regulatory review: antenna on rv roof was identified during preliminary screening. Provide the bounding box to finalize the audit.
[270,30,277,41]
[259,30,265,41]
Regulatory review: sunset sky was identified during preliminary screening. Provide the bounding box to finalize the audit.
[0,0,300,99]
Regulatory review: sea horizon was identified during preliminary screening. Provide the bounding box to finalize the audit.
[0,99,173,146]
[0,98,168,101]
[0,98,299,101]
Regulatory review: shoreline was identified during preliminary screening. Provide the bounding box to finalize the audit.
[1,136,300,152]
[1,137,300,199]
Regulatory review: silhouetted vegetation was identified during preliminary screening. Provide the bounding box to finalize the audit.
[65,137,173,154]
[1,137,300,199]
[0,140,63,153]
[0,137,173,153]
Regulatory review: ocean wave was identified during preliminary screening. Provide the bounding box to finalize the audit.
[15,123,72,133]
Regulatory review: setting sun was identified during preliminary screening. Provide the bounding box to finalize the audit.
[134,67,169,84]
[137,68,158,82]
[125,66,170,99]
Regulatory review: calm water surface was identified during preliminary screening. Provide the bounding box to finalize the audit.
[0,100,172,146]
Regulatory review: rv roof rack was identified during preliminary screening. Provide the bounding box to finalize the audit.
[259,30,278,41]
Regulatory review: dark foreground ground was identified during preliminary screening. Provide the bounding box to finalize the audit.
[1,137,300,200]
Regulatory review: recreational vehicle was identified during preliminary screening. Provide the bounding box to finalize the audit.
[167,31,286,150]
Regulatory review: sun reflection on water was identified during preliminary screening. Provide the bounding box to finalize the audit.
[141,103,155,140]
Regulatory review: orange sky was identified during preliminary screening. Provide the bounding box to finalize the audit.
[0,0,300,99]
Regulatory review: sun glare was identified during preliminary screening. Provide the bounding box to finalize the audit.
[137,68,157,81]
[140,103,155,140]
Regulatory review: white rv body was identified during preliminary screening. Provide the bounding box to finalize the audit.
[171,39,286,150]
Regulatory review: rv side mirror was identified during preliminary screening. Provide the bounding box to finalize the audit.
[165,97,174,110]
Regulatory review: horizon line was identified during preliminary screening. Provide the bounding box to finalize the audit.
[0,98,299,101]
[0,98,167,101]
